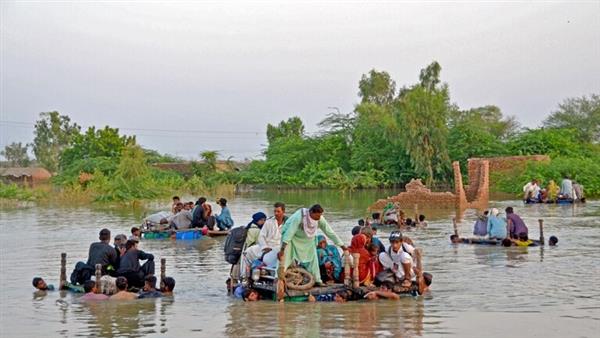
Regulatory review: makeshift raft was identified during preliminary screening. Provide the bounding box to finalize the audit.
[451,218,547,246]
[524,198,583,205]
[58,253,168,294]
[142,229,229,240]
[248,248,426,302]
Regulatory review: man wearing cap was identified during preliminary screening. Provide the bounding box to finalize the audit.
[277,204,348,286]
[378,231,415,288]
[86,228,118,275]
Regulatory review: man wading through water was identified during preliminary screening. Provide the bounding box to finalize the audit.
[277,204,348,287]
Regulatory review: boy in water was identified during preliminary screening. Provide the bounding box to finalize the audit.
[32,277,54,291]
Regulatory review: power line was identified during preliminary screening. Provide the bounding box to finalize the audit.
[0,120,267,136]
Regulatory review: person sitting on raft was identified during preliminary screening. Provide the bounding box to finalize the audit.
[171,196,181,214]
[362,226,385,254]
[110,277,138,300]
[161,277,176,296]
[370,212,383,227]
[277,204,348,287]
[138,276,162,299]
[511,232,535,247]
[523,179,541,202]
[349,233,376,286]
[316,235,342,284]
[191,197,207,228]
[559,175,575,200]
[378,231,415,288]
[215,198,235,230]
[240,204,286,277]
[506,207,528,239]
[116,239,155,288]
[486,208,507,240]
[87,228,119,276]
[473,210,489,237]
[244,212,268,248]
[168,202,193,230]
[573,181,585,202]
[79,280,109,301]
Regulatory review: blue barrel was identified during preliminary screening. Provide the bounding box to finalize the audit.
[176,230,201,240]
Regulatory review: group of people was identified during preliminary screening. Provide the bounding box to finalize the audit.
[232,203,432,302]
[377,206,429,228]
[456,206,559,247]
[523,176,586,203]
[34,227,176,301]
[147,196,235,232]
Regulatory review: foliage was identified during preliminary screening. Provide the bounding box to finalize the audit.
[449,105,520,140]
[143,149,181,163]
[266,117,305,144]
[543,94,600,143]
[396,61,450,186]
[0,183,40,201]
[493,155,600,197]
[1,142,31,167]
[32,111,81,172]
[358,69,396,106]
[60,126,135,169]
[507,128,588,158]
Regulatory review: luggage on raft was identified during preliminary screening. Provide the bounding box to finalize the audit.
[142,229,202,240]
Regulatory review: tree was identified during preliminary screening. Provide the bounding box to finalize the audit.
[543,94,600,143]
[317,110,356,144]
[358,69,396,106]
[1,142,31,167]
[449,105,520,140]
[200,150,219,173]
[31,111,81,172]
[60,126,135,169]
[266,117,305,144]
[396,61,451,186]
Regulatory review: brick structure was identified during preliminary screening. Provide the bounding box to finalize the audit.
[369,155,548,212]
[468,155,549,187]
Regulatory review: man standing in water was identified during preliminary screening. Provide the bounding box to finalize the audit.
[277,204,348,286]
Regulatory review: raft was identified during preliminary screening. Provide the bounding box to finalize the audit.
[142,229,203,240]
[207,230,229,237]
[451,218,548,246]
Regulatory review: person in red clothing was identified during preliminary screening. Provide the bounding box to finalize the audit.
[348,234,374,286]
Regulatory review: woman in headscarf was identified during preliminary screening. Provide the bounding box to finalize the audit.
[486,208,507,240]
[317,235,343,283]
[349,234,374,286]
[245,212,267,247]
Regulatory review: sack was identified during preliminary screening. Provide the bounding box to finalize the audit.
[374,269,399,286]
[224,226,248,264]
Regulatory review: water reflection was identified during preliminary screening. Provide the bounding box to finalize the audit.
[224,298,426,338]
[70,298,172,337]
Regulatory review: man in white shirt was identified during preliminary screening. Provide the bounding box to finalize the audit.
[240,202,287,277]
[378,231,415,288]
[522,179,540,201]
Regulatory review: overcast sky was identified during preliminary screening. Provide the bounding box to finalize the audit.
[1,1,599,161]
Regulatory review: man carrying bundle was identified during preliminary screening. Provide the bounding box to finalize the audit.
[277,204,348,286]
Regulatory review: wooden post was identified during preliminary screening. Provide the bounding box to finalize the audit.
[60,253,67,289]
[343,252,351,287]
[94,264,101,294]
[452,218,458,237]
[160,258,166,289]
[538,219,545,245]
[352,253,360,289]
[276,252,286,302]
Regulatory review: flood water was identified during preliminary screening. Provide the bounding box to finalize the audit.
[1,190,599,337]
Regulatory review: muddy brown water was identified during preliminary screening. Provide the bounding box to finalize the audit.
[1,190,599,337]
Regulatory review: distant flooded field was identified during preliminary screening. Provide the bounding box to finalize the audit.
[1,190,598,337]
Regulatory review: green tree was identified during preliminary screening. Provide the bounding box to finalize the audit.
[358,69,396,106]
[1,142,31,167]
[60,126,135,169]
[543,94,600,143]
[266,117,305,144]
[200,150,219,173]
[449,105,520,140]
[32,111,81,172]
[396,61,450,186]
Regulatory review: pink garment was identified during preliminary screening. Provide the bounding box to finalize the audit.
[80,292,109,301]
